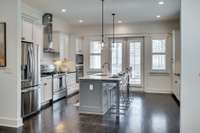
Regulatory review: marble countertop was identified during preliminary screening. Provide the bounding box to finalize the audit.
[79,73,122,81]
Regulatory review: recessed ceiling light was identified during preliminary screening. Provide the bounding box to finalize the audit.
[158,1,165,5]
[79,20,84,23]
[118,20,123,24]
[156,15,161,18]
[61,9,66,13]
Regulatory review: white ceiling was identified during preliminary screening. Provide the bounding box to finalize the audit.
[22,0,181,25]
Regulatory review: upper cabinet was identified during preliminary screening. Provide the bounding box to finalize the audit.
[172,30,181,101]
[76,37,83,54]
[52,32,61,53]
[53,31,69,59]
[22,18,34,42]
[172,30,181,74]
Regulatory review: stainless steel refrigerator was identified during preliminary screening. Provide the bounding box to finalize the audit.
[21,41,41,118]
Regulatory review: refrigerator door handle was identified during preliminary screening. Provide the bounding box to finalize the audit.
[27,46,31,80]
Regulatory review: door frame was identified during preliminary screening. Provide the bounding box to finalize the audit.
[127,37,144,89]
[108,37,145,90]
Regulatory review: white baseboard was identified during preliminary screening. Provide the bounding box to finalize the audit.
[0,117,23,128]
[130,87,144,92]
[144,88,172,94]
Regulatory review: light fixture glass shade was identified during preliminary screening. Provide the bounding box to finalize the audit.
[101,41,104,49]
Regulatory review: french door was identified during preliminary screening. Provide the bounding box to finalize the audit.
[110,38,144,87]
[110,40,123,74]
[128,38,144,87]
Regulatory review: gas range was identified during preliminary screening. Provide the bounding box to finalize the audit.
[40,64,67,102]
[41,72,66,77]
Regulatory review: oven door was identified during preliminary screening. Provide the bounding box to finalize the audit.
[53,74,67,101]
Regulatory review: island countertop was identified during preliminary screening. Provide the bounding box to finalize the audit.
[79,73,122,81]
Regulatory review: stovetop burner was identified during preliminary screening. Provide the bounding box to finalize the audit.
[41,71,67,77]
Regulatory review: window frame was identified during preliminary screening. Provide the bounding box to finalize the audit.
[89,40,102,71]
[151,38,167,73]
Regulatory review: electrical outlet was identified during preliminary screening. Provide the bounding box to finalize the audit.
[89,84,94,91]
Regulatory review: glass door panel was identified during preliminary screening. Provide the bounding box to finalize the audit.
[111,41,123,74]
[129,39,143,86]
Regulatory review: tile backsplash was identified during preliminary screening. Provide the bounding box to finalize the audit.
[41,52,59,65]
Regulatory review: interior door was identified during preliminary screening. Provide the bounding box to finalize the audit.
[128,38,144,87]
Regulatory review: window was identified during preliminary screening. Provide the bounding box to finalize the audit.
[111,41,123,74]
[152,39,166,71]
[90,41,101,69]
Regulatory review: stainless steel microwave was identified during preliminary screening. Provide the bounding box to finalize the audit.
[76,54,84,64]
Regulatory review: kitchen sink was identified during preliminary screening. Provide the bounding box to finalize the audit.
[109,75,119,78]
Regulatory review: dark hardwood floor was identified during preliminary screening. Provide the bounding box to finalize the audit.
[0,92,180,133]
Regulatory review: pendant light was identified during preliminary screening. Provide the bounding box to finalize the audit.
[101,0,105,49]
[112,13,116,48]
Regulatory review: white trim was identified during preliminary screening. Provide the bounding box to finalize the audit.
[0,117,23,128]
[130,88,144,92]
[144,88,172,94]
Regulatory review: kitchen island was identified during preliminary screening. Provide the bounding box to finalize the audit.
[79,73,128,118]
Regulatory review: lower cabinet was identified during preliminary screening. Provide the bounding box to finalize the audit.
[172,75,181,101]
[66,72,78,96]
[79,81,117,115]
[41,76,53,105]
[102,83,116,113]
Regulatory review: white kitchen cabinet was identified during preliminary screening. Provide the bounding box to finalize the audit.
[53,31,69,59]
[68,35,83,64]
[52,32,61,53]
[172,30,181,74]
[41,76,53,105]
[76,37,83,54]
[33,24,43,59]
[172,30,181,101]
[66,72,78,96]
[22,18,34,42]
[172,75,180,100]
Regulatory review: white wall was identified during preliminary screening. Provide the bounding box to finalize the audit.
[71,20,179,93]
[0,0,23,127]
[181,0,200,133]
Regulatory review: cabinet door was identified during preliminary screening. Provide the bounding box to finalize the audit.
[173,75,180,101]
[22,18,33,42]
[76,37,82,54]
[44,78,53,101]
[33,24,43,58]
[59,33,65,59]
[52,32,60,53]
[42,77,53,103]
[66,73,77,95]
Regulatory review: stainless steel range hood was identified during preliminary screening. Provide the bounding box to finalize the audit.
[43,13,56,53]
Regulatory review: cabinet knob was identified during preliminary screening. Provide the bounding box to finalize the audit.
[44,83,47,86]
